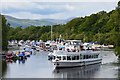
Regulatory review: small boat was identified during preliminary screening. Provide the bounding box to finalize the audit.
[25,52,31,57]
[12,50,27,60]
[6,51,13,59]
[18,52,27,60]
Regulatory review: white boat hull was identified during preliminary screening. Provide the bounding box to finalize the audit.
[53,58,102,68]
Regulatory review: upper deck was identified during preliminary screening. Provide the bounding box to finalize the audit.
[53,50,100,56]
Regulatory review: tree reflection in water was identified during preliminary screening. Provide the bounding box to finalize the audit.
[118,58,120,79]
[2,60,7,77]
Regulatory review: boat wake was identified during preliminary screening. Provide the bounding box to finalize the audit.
[99,51,118,65]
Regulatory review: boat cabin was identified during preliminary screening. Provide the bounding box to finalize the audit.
[52,51,99,61]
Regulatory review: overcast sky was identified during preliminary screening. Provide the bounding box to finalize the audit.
[1,0,119,19]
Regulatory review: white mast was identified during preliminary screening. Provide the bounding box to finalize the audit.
[51,25,52,41]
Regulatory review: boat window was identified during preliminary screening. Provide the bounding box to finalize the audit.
[96,55,98,58]
[95,55,97,58]
[57,56,61,60]
[86,55,89,59]
[67,56,71,60]
[96,54,98,58]
[46,44,50,46]
[88,55,91,58]
[83,55,86,59]
[76,56,79,60]
[83,55,95,59]
[63,56,66,60]
[72,56,76,60]
[94,55,98,58]
[91,55,94,58]
[53,56,55,60]
[83,55,97,59]
[97,54,99,58]
[80,54,82,59]
[71,56,79,60]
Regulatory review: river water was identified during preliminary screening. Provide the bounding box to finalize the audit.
[2,50,120,78]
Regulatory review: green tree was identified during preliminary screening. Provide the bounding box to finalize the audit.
[114,1,120,57]
[40,33,48,41]
[1,15,8,51]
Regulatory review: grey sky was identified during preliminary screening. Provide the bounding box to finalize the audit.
[1,1,118,19]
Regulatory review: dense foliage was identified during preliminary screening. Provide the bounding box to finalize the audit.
[8,2,119,43]
[1,14,9,51]
[114,1,120,57]
[6,1,120,56]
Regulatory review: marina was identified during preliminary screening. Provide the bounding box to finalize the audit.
[1,39,119,78]
[1,1,120,79]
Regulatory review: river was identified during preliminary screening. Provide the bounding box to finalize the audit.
[2,50,120,78]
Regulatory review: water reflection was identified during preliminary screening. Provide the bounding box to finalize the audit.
[118,59,120,79]
[2,61,7,77]
[6,59,26,64]
[2,59,27,77]
[53,63,101,78]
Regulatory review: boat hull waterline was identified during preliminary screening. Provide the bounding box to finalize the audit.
[53,58,102,68]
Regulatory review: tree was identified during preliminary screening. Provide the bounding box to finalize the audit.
[117,1,120,8]
[113,1,120,57]
[40,33,48,41]
[1,15,8,51]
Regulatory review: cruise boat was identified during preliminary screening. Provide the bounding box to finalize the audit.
[52,50,102,68]
[50,40,102,68]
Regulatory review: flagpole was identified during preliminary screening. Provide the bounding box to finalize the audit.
[51,25,52,41]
